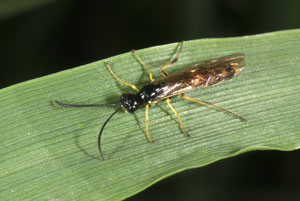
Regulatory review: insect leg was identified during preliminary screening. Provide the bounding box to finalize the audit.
[132,50,155,81]
[104,61,139,92]
[145,104,155,143]
[180,94,248,122]
[166,98,190,137]
[161,41,184,77]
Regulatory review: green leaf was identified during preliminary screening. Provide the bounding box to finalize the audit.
[1,29,300,200]
[0,0,56,20]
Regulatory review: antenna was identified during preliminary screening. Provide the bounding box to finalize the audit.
[98,108,121,160]
[55,100,121,160]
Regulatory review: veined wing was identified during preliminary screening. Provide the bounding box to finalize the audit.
[152,53,245,100]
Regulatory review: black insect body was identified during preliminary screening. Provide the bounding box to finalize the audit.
[56,42,246,160]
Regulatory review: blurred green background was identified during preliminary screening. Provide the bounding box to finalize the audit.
[1,0,300,201]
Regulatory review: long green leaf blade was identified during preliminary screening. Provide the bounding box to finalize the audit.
[1,29,300,200]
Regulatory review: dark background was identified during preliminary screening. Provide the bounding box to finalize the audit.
[1,1,300,200]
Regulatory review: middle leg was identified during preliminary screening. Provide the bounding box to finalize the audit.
[161,41,184,77]
[166,98,190,137]
[145,104,155,143]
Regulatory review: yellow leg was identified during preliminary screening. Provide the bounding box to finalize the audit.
[145,104,154,143]
[180,94,248,122]
[104,61,139,92]
[161,41,184,77]
[132,50,154,82]
[166,98,190,137]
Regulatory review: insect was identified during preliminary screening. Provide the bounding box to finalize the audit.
[55,41,247,160]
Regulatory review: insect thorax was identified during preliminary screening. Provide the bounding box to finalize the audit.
[137,83,165,102]
[120,83,165,113]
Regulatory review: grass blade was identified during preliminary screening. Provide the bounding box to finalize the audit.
[1,29,300,200]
